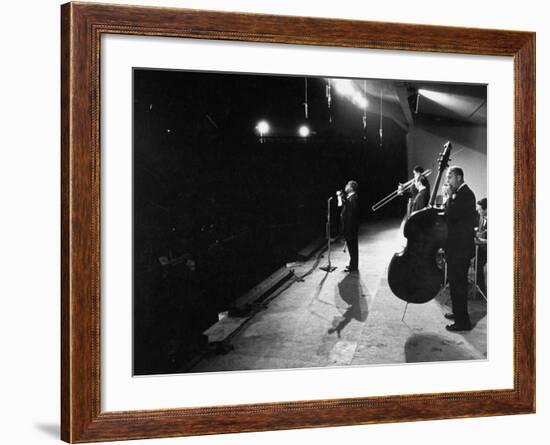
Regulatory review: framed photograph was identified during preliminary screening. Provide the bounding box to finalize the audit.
[61,2,535,442]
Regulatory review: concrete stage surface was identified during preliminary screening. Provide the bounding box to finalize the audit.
[190,219,487,373]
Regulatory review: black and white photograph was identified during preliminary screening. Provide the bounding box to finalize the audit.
[132,69,488,376]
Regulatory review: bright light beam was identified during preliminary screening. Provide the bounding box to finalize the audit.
[331,79,368,110]
[333,79,355,96]
[418,89,480,115]
[352,93,368,109]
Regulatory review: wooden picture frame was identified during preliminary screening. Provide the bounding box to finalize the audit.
[61,1,535,442]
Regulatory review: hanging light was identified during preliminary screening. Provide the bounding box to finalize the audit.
[362,79,368,132]
[326,79,332,123]
[256,120,270,143]
[298,125,310,138]
[256,120,269,135]
[304,77,309,120]
[379,88,383,147]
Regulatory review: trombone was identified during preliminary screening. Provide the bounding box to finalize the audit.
[371,169,432,212]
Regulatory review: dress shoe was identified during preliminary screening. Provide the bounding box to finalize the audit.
[343,267,357,273]
[446,323,472,332]
[444,313,455,320]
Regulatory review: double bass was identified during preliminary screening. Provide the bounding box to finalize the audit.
[387,141,452,304]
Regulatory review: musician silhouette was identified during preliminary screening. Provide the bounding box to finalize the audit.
[444,166,477,331]
[339,180,360,272]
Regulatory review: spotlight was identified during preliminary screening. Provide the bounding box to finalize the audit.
[256,120,270,136]
[298,125,310,138]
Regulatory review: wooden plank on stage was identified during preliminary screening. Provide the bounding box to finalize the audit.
[230,266,292,313]
[203,266,293,343]
[203,315,249,343]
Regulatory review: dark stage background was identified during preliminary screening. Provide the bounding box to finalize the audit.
[133,69,407,374]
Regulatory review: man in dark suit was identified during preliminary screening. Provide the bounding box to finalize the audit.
[444,166,478,331]
[340,180,360,272]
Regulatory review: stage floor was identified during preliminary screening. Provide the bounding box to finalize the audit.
[189,219,487,373]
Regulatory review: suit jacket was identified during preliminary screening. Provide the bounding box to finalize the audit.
[341,193,359,239]
[445,184,477,260]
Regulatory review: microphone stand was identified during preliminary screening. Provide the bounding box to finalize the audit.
[320,196,337,272]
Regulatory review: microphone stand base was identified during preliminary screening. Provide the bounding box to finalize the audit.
[320,265,337,272]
